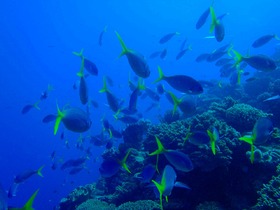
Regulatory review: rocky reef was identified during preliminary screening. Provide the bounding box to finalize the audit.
[56,96,280,210]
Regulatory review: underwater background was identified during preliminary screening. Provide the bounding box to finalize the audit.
[1,0,280,209]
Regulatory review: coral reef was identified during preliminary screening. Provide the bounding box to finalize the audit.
[225,103,271,132]
[116,200,160,210]
[76,199,116,210]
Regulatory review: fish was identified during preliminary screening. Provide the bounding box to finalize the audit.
[21,101,40,114]
[207,127,220,155]
[60,157,88,170]
[196,7,210,30]
[98,25,107,46]
[14,165,44,184]
[40,84,54,100]
[215,58,232,66]
[167,91,196,115]
[0,183,7,210]
[99,77,122,113]
[152,165,190,210]
[73,49,98,76]
[176,45,192,60]
[42,114,57,123]
[128,79,145,113]
[232,50,277,72]
[154,66,203,94]
[105,75,114,87]
[210,7,225,42]
[144,87,160,102]
[187,131,210,146]
[160,48,167,59]
[8,183,19,198]
[9,189,39,210]
[53,104,92,135]
[219,63,236,78]
[195,53,210,62]
[180,37,188,51]
[115,31,150,78]
[69,167,84,175]
[117,115,139,124]
[77,57,89,105]
[245,77,257,82]
[149,137,193,173]
[140,164,156,183]
[252,34,279,48]
[263,95,280,102]
[159,32,180,44]
[99,149,132,178]
[239,118,273,163]
[156,84,165,95]
[217,12,230,21]
[149,51,162,59]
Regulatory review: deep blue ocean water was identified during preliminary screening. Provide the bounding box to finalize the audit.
[0,0,280,209]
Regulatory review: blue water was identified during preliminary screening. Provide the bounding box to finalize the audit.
[1,0,280,209]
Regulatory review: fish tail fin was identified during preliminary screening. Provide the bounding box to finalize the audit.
[237,69,243,85]
[121,148,132,173]
[72,49,84,58]
[231,49,243,65]
[227,44,234,57]
[239,135,254,145]
[151,180,164,210]
[154,66,165,83]
[115,31,129,57]
[250,144,255,164]
[183,132,192,146]
[168,91,181,115]
[37,165,45,177]
[209,6,217,33]
[113,109,121,120]
[207,130,216,155]
[103,25,108,32]
[137,78,146,91]
[108,129,113,138]
[54,102,63,135]
[274,34,280,40]
[188,44,193,51]
[175,32,180,36]
[149,136,166,156]
[99,77,108,93]
[9,189,39,210]
[77,56,85,77]
[33,101,41,110]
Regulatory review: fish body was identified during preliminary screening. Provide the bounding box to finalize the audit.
[252,34,278,48]
[79,77,88,105]
[176,48,188,60]
[188,131,210,146]
[195,53,210,62]
[98,25,107,46]
[215,58,232,66]
[159,32,180,44]
[115,31,150,78]
[141,164,156,183]
[14,166,44,184]
[196,7,210,29]
[263,95,280,102]
[155,67,203,94]
[61,157,87,170]
[243,55,277,71]
[149,51,162,59]
[160,48,167,59]
[210,7,225,42]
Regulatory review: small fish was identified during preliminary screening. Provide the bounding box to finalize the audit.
[128,79,145,113]
[239,118,273,163]
[210,7,225,42]
[176,45,192,60]
[77,57,88,105]
[60,157,88,170]
[180,37,188,51]
[21,101,40,114]
[140,164,156,183]
[196,7,210,30]
[53,104,92,135]
[40,84,54,100]
[160,48,167,59]
[159,32,180,44]
[115,31,150,78]
[99,149,132,177]
[188,131,210,146]
[167,91,196,115]
[195,53,210,62]
[98,25,107,46]
[252,34,279,48]
[8,183,19,198]
[73,49,98,76]
[154,66,203,94]
[99,77,122,113]
[42,114,57,123]
[149,51,162,59]
[14,165,44,184]
[263,95,280,102]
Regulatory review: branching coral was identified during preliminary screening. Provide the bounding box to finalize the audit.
[116,200,160,210]
[76,199,116,210]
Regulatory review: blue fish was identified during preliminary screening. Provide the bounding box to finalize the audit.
[14,165,44,184]
[73,49,98,76]
[155,67,203,94]
[196,7,210,30]
[140,164,156,183]
[159,32,180,44]
[239,118,273,163]
[210,7,225,42]
[252,34,279,48]
[115,31,150,78]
